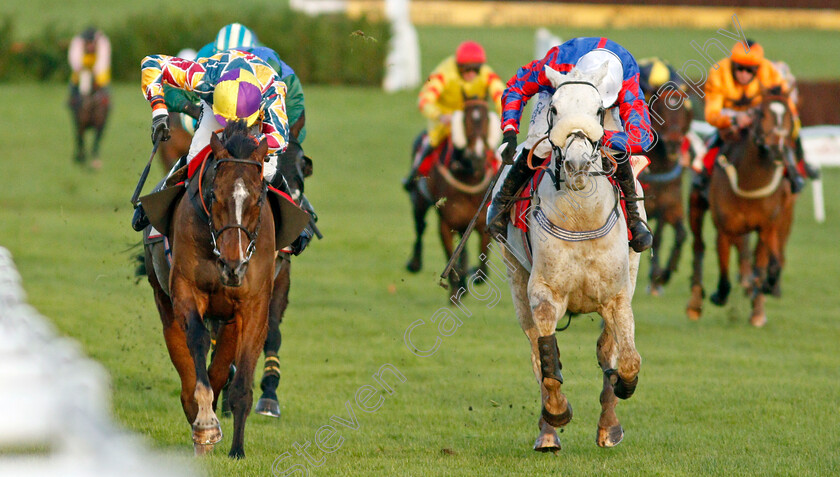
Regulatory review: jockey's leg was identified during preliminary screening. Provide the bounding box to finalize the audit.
[132,102,217,232]
[613,156,653,253]
[487,91,554,239]
[690,132,723,206]
[795,136,819,179]
[403,130,436,192]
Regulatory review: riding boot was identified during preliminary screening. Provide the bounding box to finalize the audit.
[486,148,534,238]
[795,136,820,180]
[613,158,653,253]
[131,155,188,232]
[783,148,805,194]
[403,141,433,192]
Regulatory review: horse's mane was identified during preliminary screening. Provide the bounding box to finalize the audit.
[221,120,260,159]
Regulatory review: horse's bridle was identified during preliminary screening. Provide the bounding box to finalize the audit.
[544,80,611,189]
[202,157,267,262]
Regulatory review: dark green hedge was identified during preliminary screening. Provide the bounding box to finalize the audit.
[0,8,389,85]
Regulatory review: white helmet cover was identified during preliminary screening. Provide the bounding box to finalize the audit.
[575,49,624,108]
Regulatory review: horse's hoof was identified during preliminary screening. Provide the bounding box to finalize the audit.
[255,397,281,418]
[686,308,702,321]
[90,159,103,170]
[193,442,215,456]
[542,402,572,428]
[647,284,663,297]
[750,314,767,328]
[533,432,561,453]
[596,424,624,447]
[607,369,638,400]
[192,422,222,445]
[228,447,245,459]
[710,291,728,307]
[468,267,486,284]
[405,258,422,273]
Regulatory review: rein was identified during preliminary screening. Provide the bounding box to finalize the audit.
[199,154,267,261]
[717,154,784,199]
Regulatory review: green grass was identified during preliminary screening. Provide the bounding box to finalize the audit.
[2,23,840,477]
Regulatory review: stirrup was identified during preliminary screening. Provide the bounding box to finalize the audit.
[131,204,150,232]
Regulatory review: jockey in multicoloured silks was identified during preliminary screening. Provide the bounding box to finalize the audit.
[402,41,505,190]
[692,40,815,198]
[487,37,654,253]
[130,49,289,231]
[68,27,111,102]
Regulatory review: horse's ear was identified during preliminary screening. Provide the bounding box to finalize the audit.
[256,137,269,161]
[210,132,225,157]
[544,65,567,89]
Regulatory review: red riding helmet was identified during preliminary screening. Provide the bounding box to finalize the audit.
[455,41,486,65]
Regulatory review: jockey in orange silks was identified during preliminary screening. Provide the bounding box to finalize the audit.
[693,40,815,196]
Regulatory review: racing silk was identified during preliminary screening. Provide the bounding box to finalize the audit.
[235,46,307,143]
[140,50,289,155]
[704,57,795,130]
[418,56,505,120]
[68,31,111,88]
[501,37,653,154]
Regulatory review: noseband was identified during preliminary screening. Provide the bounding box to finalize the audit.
[204,157,267,262]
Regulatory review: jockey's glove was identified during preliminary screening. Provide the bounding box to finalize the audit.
[151,113,171,144]
[500,130,518,164]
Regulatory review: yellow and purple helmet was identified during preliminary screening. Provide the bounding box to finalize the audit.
[212,69,262,127]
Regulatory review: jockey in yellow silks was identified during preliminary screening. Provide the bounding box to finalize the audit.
[402,41,505,190]
[68,27,110,101]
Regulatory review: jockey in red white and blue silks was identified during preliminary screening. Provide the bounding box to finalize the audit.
[487,37,654,253]
[501,37,653,156]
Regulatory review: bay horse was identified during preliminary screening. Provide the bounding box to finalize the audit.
[68,71,109,168]
[640,88,692,294]
[406,98,499,298]
[152,109,310,419]
[686,92,797,327]
[157,111,194,172]
[144,120,275,458]
[501,63,642,451]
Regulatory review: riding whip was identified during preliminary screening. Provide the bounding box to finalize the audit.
[440,150,507,281]
[130,138,161,206]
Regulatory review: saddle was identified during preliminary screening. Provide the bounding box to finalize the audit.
[141,145,311,294]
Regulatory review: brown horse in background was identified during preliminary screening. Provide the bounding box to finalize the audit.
[640,89,692,295]
[68,75,109,169]
[406,98,498,298]
[686,93,797,327]
[157,112,194,171]
[144,121,275,458]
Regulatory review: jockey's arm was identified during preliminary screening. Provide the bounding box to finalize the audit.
[484,68,505,117]
[418,70,446,121]
[259,79,290,156]
[603,78,654,154]
[93,34,111,88]
[704,83,733,130]
[141,54,207,119]
[282,73,305,140]
[500,54,550,134]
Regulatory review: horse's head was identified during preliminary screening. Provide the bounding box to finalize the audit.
[754,89,795,159]
[450,98,492,177]
[648,88,692,164]
[207,120,269,287]
[543,64,608,190]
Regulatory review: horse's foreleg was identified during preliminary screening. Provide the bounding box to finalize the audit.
[468,228,491,283]
[406,192,430,273]
[227,301,270,459]
[751,227,780,327]
[529,283,572,437]
[599,295,641,401]
[686,189,707,319]
[172,287,221,449]
[207,321,238,412]
[504,249,563,451]
[151,268,199,426]
[735,235,752,291]
[438,219,459,296]
[648,217,665,289]
[710,233,732,307]
[595,323,623,447]
[255,258,290,418]
[660,217,686,286]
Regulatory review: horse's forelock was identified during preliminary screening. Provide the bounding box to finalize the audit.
[222,120,260,160]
